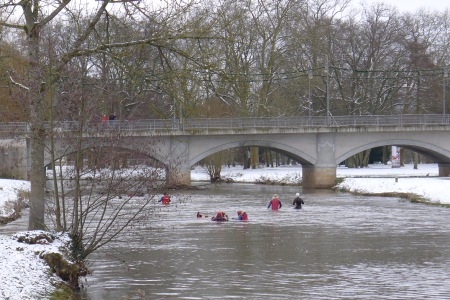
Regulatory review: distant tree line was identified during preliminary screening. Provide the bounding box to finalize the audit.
[2,1,449,123]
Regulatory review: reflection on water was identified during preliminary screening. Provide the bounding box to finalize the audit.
[5,183,450,299]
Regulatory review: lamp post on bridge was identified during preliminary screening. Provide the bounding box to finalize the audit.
[314,53,330,125]
[308,67,313,117]
[324,55,330,126]
[444,67,448,115]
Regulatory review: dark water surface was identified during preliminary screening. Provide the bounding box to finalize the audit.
[73,184,450,299]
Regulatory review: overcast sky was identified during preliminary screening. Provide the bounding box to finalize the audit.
[354,0,450,13]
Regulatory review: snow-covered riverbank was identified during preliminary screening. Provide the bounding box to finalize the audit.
[0,231,71,300]
[191,163,449,205]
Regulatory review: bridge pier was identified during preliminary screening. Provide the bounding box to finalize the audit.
[166,165,191,187]
[302,133,337,189]
[438,163,450,177]
[302,166,337,188]
[0,140,28,180]
[165,137,191,187]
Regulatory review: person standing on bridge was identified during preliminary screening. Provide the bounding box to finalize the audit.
[101,114,108,128]
[109,112,116,127]
[267,194,282,210]
[292,193,304,209]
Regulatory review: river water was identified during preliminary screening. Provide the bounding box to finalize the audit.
[68,183,450,300]
[2,183,450,299]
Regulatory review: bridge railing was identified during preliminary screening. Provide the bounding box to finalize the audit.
[0,114,450,135]
[0,122,29,134]
[180,114,450,130]
[330,114,450,127]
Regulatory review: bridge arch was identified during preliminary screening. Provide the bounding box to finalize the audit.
[46,141,169,170]
[335,139,450,165]
[189,139,316,167]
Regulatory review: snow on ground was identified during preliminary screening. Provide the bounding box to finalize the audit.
[0,180,67,300]
[0,179,30,218]
[191,163,449,204]
[338,177,450,203]
[0,232,68,300]
[0,163,448,299]
[191,163,439,183]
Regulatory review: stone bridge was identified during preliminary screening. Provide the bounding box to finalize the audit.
[1,114,450,188]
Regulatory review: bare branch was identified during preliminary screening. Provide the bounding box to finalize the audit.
[8,74,29,91]
[57,0,110,68]
[62,35,216,63]
[0,21,26,30]
[39,0,72,28]
[0,0,26,30]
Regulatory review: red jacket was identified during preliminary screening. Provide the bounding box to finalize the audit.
[268,198,282,210]
[161,195,171,204]
[212,212,228,221]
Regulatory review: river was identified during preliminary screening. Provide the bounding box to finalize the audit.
[65,183,450,299]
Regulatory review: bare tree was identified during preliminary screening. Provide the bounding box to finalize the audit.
[1,0,112,231]
[0,1,212,267]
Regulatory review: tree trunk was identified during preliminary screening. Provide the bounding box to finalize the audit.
[382,146,388,165]
[27,21,47,230]
[28,136,46,230]
[400,148,406,167]
[250,146,259,169]
[346,150,370,168]
[362,149,371,167]
[345,157,355,168]
[243,148,250,169]
[413,152,419,169]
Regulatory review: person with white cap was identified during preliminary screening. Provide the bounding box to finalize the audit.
[292,192,304,209]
